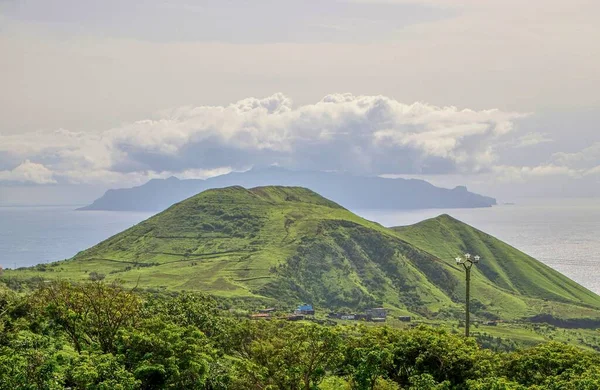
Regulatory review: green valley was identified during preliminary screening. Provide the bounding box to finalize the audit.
[6,186,600,325]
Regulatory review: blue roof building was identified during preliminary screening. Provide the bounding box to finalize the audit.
[295,303,315,315]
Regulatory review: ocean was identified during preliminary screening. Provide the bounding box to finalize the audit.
[0,206,153,269]
[0,198,598,294]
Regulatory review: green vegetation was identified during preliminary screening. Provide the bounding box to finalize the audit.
[5,186,600,326]
[1,281,600,389]
[393,215,600,311]
[3,189,600,387]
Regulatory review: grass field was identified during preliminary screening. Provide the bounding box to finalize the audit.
[5,186,600,327]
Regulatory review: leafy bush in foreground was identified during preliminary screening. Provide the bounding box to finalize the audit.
[1,281,599,389]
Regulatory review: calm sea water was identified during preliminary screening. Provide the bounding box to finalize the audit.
[0,206,153,269]
[0,199,598,294]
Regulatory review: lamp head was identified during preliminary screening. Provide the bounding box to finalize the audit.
[455,256,462,264]
[464,253,471,260]
[474,255,481,263]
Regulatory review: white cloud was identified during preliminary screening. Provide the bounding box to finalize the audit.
[0,160,56,184]
[485,142,600,185]
[492,160,600,184]
[493,165,578,182]
[0,94,526,186]
[553,142,600,169]
[2,0,599,137]
[515,132,554,148]
[54,167,234,186]
[585,166,600,176]
[176,167,234,180]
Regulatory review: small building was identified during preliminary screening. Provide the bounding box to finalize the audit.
[483,321,498,326]
[259,308,276,314]
[341,314,356,320]
[250,313,271,320]
[365,307,387,322]
[367,307,387,319]
[398,316,412,322]
[287,314,305,321]
[295,304,315,315]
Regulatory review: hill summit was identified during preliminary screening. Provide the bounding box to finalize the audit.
[27,186,600,321]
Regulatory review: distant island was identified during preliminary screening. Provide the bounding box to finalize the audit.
[79,167,496,211]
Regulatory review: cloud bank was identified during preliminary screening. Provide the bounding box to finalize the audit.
[0,94,528,186]
[0,160,56,184]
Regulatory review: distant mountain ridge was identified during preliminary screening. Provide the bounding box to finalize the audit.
[79,167,496,211]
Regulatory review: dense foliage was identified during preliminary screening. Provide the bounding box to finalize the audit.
[1,281,600,389]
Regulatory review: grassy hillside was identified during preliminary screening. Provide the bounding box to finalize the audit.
[392,215,600,319]
[6,186,600,322]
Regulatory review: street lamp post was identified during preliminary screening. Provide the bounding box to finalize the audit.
[455,253,481,337]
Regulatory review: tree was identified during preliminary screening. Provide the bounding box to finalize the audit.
[503,342,600,388]
[0,331,64,390]
[117,317,212,389]
[319,376,352,389]
[388,326,488,386]
[65,352,139,390]
[408,374,450,390]
[295,323,343,390]
[547,365,600,390]
[88,272,106,281]
[31,280,141,353]
[142,292,226,339]
[238,321,343,390]
[343,326,394,390]
[466,377,526,390]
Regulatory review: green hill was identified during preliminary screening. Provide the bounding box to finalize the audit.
[393,215,600,308]
[8,186,600,321]
[392,215,600,320]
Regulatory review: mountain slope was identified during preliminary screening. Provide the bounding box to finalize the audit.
[16,186,600,321]
[65,186,456,314]
[392,215,600,311]
[79,167,496,211]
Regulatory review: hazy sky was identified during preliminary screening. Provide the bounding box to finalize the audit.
[0,0,599,204]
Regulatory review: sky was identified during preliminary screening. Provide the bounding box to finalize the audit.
[0,0,599,205]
